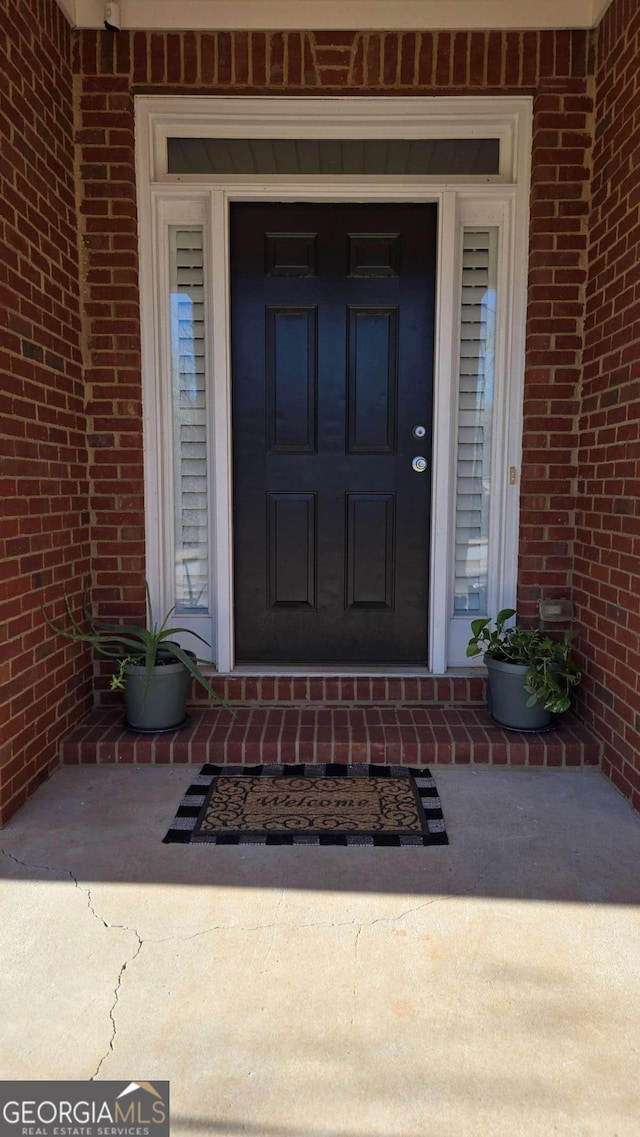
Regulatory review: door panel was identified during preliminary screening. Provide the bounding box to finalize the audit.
[268,492,317,609]
[347,307,398,452]
[266,307,317,452]
[231,202,436,663]
[346,493,396,609]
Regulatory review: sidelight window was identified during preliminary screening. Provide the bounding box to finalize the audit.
[453,228,498,616]
[168,225,209,614]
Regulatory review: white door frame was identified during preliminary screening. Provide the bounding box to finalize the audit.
[136,95,532,674]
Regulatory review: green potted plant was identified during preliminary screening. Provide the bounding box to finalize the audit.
[466,608,581,731]
[44,581,228,732]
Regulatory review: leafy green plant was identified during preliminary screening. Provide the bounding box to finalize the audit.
[466,608,581,714]
[44,580,227,706]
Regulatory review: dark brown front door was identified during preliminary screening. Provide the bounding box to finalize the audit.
[231,202,436,663]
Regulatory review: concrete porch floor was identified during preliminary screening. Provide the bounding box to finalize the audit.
[1,766,639,1137]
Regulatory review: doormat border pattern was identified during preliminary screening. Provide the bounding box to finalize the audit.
[163,763,448,846]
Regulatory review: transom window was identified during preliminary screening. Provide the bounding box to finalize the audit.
[167,137,501,176]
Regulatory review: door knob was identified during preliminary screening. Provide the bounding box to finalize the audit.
[412,456,428,473]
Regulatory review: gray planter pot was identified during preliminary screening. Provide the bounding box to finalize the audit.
[123,650,195,731]
[485,655,553,731]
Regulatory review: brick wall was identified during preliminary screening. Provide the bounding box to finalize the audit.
[10,12,640,814]
[576,0,640,811]
[0,0,91,824]
[6,10,640,819]
[75,28,593,653]
[81,28,591,92]
[523,82,592,618]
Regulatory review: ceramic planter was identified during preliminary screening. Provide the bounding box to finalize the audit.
[123,648,196,731]
[485,655,554,731]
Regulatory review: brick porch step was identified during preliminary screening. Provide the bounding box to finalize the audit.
[60,706,601,768]
[187,674,487,706]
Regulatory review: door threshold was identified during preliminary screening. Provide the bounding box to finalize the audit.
[226,664,481,678]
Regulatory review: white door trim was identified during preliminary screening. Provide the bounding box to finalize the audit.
[136,95,532,674]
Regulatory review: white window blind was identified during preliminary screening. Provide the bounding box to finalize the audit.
[453,228,498,615]
[169,226,209,613]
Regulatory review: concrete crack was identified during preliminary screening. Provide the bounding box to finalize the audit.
[467,855,496,895]
[351,926,362,1022]
[92,930,144,1080]
[149,905,455,944]
[0,847,457,938]
[0,846,76,882]
[354,925,362,970]
[152,926,223,944]
[261,888,285,972]
[0,846,144,1082]
[366,897,455,926]
[73,887,146,1080]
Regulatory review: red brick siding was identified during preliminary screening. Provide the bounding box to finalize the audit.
[82,27,591,92]
[0,0,90,825]
[75,29,593,672]
[577,0,640,811]
[521,84,592,619]
[12,11,640,816]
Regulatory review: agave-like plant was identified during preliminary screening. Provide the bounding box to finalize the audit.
[43,579,227,706]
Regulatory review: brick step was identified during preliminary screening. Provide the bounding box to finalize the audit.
[61,706,601,768]
[187,674,487,706]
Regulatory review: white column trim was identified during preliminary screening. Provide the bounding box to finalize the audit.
[209,190,235,674]
[429,190,459,674]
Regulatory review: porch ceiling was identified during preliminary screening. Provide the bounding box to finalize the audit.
[57,0,613,32]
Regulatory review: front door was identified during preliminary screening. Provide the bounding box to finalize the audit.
[231,202,436,663]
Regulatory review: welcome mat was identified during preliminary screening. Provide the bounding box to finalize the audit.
[163,764,448,846]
